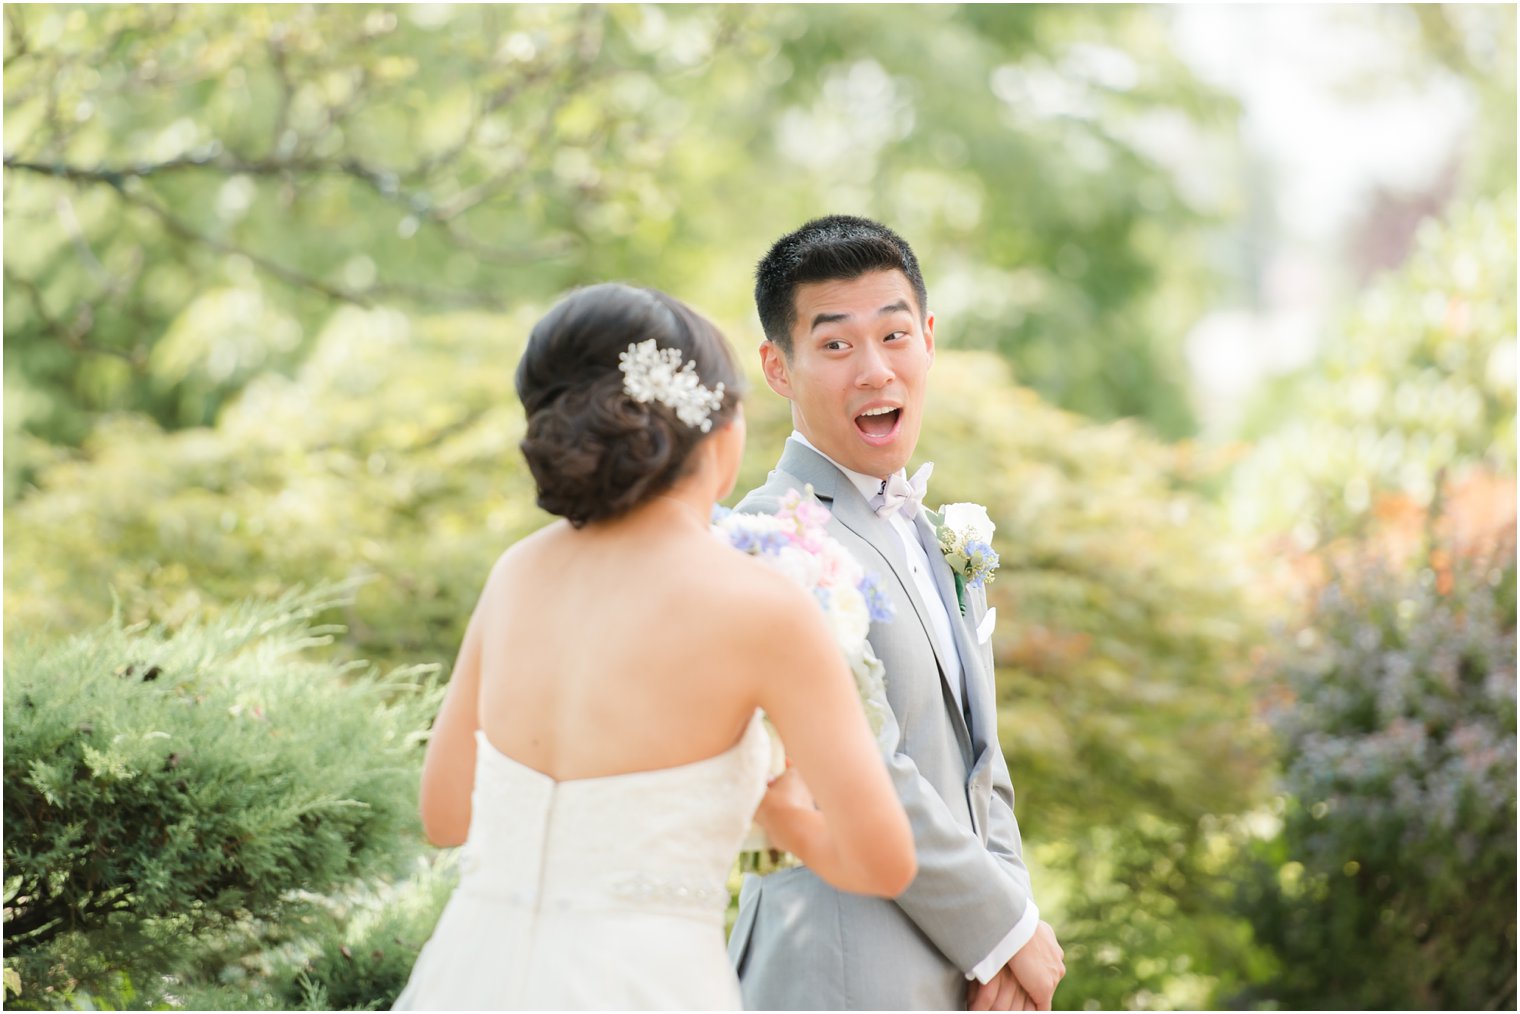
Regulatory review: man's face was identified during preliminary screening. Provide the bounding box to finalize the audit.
[761,269,935,479]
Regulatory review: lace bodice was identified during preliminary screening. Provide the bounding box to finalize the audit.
[456,712,770,925]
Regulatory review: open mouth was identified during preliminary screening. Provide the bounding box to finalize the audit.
[854,406,902,445]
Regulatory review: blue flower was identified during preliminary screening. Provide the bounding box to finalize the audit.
[726,527,790,556]
[963,539,1000,591]
[813,586,832,612]
[711,504,733,522]
[858,572,896,623]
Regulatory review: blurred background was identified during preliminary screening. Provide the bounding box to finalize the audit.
[3,4,1514,1010]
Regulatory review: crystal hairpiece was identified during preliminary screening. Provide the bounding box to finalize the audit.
[618,339,726,433]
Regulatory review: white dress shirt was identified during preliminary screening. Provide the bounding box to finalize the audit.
[786,433,1039,981]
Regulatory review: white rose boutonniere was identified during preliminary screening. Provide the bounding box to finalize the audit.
[923,501,1000,615]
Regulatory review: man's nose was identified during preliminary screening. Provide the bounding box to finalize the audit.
[855,344,894,388]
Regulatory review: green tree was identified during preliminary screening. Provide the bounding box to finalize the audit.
[4,3,716,442]
[4,3,1238,450]
[1231,195,1517,544]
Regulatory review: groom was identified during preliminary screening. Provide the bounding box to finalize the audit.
[727,216,1065,1011]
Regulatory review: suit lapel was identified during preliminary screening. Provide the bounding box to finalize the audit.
[913,512,998,757]
[774,442,973,756]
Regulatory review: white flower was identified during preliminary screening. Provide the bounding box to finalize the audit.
[941,502,995,545]
[825,586,871,655]
[770,544,822,590]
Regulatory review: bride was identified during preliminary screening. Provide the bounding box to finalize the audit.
[393,283,915,1010]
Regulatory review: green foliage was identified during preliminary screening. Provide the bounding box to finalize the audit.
[267,859,456,1012]
[18,8,1511,1008]
[1403,5,1517,202]
[2,586,441,1007]
[1232,195,1517,542]
[155,858,458,1012]
[1233,519,1517,1010]
[4,3,1237,443]
[4,306,545,670]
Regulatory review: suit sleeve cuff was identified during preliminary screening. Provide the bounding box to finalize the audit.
[966,901,1040,983]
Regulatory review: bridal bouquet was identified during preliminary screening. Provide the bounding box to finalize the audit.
[713,487,894,871]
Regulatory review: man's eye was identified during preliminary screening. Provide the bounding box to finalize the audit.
[824,340,847,351]
[884,331,908,342]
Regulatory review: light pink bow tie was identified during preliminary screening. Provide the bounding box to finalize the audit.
[873,462,934,520]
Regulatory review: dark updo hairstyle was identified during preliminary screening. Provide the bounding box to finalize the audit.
[516,283,743,528]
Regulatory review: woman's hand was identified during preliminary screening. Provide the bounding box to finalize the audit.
[753,766,817,853]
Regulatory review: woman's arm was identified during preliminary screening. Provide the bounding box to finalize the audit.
[418,578,490,847]
[747,576,916,897]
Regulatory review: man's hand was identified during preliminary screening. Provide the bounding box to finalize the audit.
[1007,921,1065,1011]
[968,963,1032,1011]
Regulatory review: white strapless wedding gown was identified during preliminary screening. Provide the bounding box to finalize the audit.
[394,712,769,1010]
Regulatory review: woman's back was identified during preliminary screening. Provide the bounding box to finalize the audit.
[395,557,772,1010]
[475,509,768,783]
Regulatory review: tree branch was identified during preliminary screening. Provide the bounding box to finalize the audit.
[4,154,571,266]
[121,181,506,310]
[4,265,147,368]
[6,159,521,309]
[4,6,30,69]
[118,181,374,307]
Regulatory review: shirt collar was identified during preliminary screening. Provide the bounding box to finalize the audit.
[787,429,906,504]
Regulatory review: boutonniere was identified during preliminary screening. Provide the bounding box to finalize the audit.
[922,502,999,615]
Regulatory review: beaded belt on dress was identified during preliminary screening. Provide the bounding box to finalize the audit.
[456,854,728,924]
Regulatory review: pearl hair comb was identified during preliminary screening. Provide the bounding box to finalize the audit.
[617,339,726,433]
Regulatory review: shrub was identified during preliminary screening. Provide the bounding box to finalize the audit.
[2,586,440,1007]
[1235,480,1517,1010]
[154,857,459,1011]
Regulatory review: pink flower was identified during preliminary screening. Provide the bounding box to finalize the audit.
[776,489,832,553]
[816,539,860,589]
[794,497,831,530]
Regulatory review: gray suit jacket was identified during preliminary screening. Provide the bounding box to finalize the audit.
[727,440,1034,1010]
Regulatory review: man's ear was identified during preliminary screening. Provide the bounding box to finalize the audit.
[923,312,936,364]
[759,340,793,399]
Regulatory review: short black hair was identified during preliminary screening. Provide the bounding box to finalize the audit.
[754,214,929,358]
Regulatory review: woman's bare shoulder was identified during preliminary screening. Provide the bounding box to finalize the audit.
[477,521,572,586]
[684,537,822,631]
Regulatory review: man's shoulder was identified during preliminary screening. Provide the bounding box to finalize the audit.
[733,470,806,517]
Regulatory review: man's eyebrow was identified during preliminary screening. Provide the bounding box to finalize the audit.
[809,311,851,331]
[809,301,914,332]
